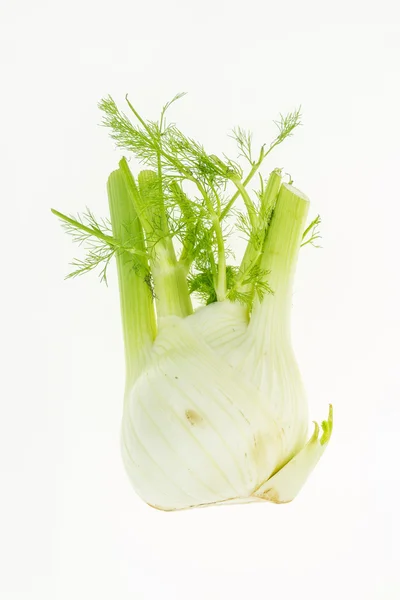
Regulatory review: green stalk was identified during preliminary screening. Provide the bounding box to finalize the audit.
[119,158,193,319]
[220,145,266,220]
[187,177,227,302]
[249,183,309,342]
[235,170,282,296]
[107,168,156,388]
[169,182,196,272]
[211,215,227,302]
[230,175,258,229]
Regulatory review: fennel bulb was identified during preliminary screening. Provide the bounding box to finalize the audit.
[53,93,332,511]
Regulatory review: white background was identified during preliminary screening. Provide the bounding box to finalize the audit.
[1,0,399,598]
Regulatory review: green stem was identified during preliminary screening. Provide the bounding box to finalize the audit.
[51,209,118,248]
[221,146,266,220]
[170,182,197,273]
[235,170,282,295]
[221,125,297,223]
[249,183,309,342]
[119,158,193,319]
[188,177,227,301]
[156,152,168,233]
[137,169,170,239]
[107,168,156,388]
[230,176,258,229]
[212,215,226,301]
[151,254,193,318]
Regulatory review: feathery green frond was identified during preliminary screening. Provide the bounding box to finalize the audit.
[271,107,302,149]
[160,92,187,131]
[62,95,304,307]
[301,215,322,248]
[52,208,149,284]
[230,127,254,165]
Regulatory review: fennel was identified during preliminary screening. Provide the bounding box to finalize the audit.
[53,93,332,511]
